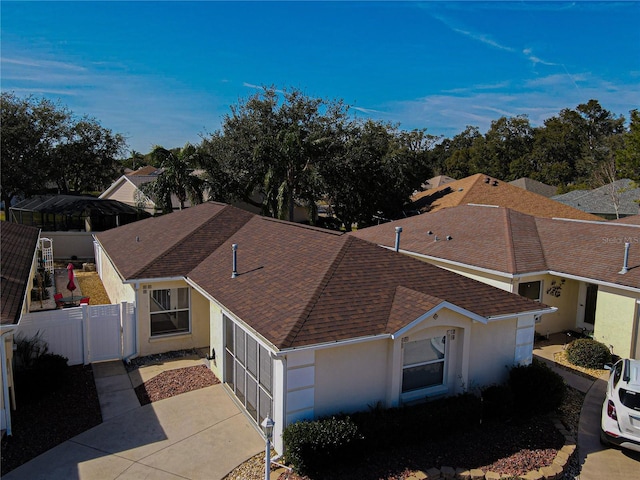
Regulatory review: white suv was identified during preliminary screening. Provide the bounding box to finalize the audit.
[601,358,640,452]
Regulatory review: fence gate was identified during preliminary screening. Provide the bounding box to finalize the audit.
[18,302,133,365]
[86,304,122,363]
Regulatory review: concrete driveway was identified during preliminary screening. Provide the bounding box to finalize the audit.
[578,376,640,479]
[3,385,265,480]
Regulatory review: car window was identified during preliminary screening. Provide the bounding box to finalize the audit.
[619,388,640,412]
[613,361,623,387]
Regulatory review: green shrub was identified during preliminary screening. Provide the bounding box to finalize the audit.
[351,393,482,449]
[481,384,514,420]
[282,416,362,475]
[14,331,49,370]
[508,359,566,417]
[14,332,69,401]
[566,338,612,369]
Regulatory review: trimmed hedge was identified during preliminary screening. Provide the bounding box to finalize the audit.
[481,384,514,421]
[282,394,482,475]
[282,416,362,475]
[508,359,566,417]
[566,338,612,369]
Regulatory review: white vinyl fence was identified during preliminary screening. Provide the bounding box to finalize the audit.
[17,302,135,365]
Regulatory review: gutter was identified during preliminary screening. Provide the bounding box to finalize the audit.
[273,334,392,357]
[486,306,557,322]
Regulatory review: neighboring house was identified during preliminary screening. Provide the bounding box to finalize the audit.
[352,204,640,359]
[93,202,553,452]
[99,169,166,214]
[421,175,456,191]
[100,168,311,222]
[411,173,601,221]
[552,179,640,219]
[1,222,41,436]
[509,177,558,198]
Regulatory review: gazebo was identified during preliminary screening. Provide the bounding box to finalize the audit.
[9,195,150,232]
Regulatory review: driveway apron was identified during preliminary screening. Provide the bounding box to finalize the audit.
[3,385,264,480]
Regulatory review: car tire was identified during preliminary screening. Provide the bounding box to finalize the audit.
[600,430,610,447]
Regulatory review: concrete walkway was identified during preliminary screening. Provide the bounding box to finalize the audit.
[533,337,640,478]
[4,358,265,480]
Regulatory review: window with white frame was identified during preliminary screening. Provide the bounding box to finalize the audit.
[402,336,447,393]
[149,287,190,336]
[224,314,273,425]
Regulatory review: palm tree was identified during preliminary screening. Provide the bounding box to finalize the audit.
[140,144,205,214]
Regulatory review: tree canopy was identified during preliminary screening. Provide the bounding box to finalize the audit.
[3,90,637,228]
[1,92,126,217]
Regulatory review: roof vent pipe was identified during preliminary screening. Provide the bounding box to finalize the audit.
[394,227,402,252]
[231,244,238,278]
[619,242,630,274]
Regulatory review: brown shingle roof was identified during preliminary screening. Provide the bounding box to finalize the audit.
[351,204,640,290]
[412,173,601,221]
[1,222,40,325]
[610,215,640,225]
[97,203,551,349]
[95,202,249,279]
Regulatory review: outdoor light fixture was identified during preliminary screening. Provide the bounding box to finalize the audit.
[261,415,275,480]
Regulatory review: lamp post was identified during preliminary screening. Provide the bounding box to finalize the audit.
[261,415,275,480]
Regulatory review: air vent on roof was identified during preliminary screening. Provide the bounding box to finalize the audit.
[394,227,402,252]
[492,180,499,186]
[446,235,452,241]
[231,244,238,278]
[619,242,631,274]
[485,177,490,183]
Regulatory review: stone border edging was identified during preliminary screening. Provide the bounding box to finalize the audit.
[404,418,576,480]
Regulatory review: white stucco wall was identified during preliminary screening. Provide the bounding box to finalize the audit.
[467,318,519,388]
[314,339,390,418]
[206,301,224,380]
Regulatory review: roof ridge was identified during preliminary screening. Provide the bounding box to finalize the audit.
[280,235,355,348]
[132,204,252,278]
[531,216,549,271]
[503,207,517,273]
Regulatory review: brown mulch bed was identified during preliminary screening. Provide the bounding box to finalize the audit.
[0,365,102,476]
[134,364,220,405]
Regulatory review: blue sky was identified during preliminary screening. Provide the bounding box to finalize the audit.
[2,1,639,154]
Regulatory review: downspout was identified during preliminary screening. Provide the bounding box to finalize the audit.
[1,330,14,436]
[124,282,140,363]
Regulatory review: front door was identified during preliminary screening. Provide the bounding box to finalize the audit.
[577,282,598,331]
